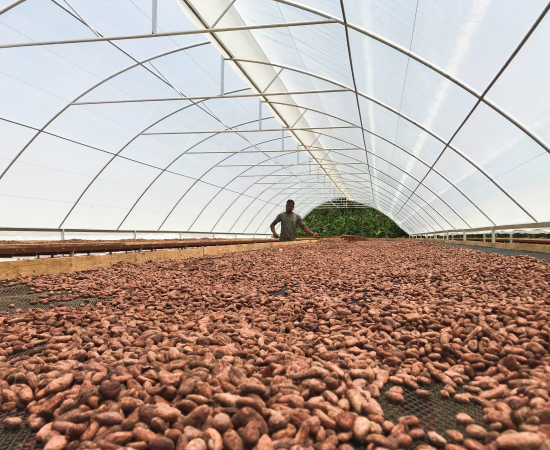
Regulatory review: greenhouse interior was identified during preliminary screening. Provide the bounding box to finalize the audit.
[1,1,550,450]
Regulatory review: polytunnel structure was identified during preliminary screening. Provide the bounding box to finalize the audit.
[1,0,550,239]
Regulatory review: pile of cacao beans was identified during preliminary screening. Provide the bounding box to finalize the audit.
[0,240,549,450]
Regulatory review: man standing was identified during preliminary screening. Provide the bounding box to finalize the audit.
[271,199,319,241]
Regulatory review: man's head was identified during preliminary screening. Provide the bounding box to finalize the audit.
[286,199,295,213]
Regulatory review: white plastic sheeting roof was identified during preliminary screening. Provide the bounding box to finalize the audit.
[1,0,550,236]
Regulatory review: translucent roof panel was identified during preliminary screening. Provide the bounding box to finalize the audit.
[1,0,549,236]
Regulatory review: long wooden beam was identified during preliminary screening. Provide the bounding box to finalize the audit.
[0,240,317,280]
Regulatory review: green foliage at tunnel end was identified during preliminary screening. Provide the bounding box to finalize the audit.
[297,201,408,238]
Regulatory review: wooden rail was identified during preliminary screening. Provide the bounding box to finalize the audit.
[0,240,318,280]
[0,238,282,258]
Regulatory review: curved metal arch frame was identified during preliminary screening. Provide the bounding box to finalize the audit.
[46,0,320,231]
[251,179,431,235]
[288,129,471,230]
[2,0,544,234]
[267,100,497,226]
[0,40,211,184]
[204,145,308,232]
[0,0,25,16]
[113,33,363,228]
[234,158,443,235]
[210,194,266,234]
[118,117,287,230]
[284,125,490,229]
[297,173,437,232]
[272,0,550,157]
[394,2,550,222]
[226,161,439,235]
[346,177,442,232]
[153,119,327,231]
[180,0,351,201]
[54,0,550,227]
[22,0,302,231]
[205,153,438,236]
[0,115,297,225]
[251,188,424,236]
[58,95,257,229]
[244,177,426,236]
[312,161,452,232]
[254,197,420,234]
[227,174,329,234]
[261,191,425,235]
[178,129,338,233]
[156,134,307,232]
[238,165,441,234]
[208,124,468,234]
[227,57,538,222]
[203,139,316,234]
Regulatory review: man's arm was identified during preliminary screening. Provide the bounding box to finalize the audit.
[300,223,319,238]
[270,220,280,239]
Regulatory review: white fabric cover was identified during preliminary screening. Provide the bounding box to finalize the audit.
[1,0,549,236]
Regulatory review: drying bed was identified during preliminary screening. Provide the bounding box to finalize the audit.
[0,279,108,313]
[0,239,549,450]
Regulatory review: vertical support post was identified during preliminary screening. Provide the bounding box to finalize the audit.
[179,232,182,240]
[491,229,496,243]
[259,100,262,130]
[510,233,513,243]
[61,229,65,240]
[134,230,137,240]
[463,231,466,241]
[152,0,157,34]
[483,233,486,242]
[445,232,448,241]
[220,55,224,95]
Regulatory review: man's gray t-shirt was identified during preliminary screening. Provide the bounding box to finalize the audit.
[274,212,304,241]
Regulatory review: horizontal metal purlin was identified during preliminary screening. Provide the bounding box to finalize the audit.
[218,162,367,167]
[185,148,364,154]
[0,20,338,49]
[238,172,370,177]
[142,126,357,135]
[72,89,347,105]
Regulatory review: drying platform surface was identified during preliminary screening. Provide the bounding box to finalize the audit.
[0,239,548,450]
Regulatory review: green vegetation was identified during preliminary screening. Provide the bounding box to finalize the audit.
[297,201,408,238]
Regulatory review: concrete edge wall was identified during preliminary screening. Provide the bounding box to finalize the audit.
[431,239,550,254]
[0,240,316,280]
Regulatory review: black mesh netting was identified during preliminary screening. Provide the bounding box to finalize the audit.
[0,281,112,450]
[0,282,486,450]
[379,379,485,447]
[0,409,42,450]
[0,280,107,313]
